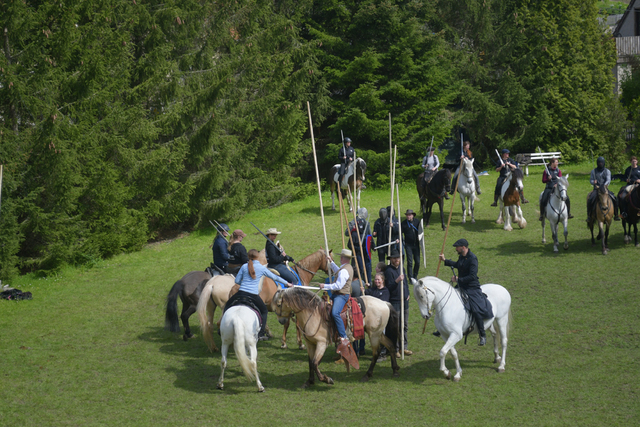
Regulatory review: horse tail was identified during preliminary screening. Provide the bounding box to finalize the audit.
[164,279,183,332]
[197,279,217,352]
[384,302,400,350]
[232,312,256,382]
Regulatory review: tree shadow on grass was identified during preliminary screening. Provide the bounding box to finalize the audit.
[299,206,343,216]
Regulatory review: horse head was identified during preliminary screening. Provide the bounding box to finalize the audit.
[355,158,366,182]
[509,168,524,192]
[272,289,292,324]
[462,158,475,184]
[412,278,434,320]
[555,176,569,202]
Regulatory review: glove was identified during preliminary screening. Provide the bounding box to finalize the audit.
[286,255,294,262]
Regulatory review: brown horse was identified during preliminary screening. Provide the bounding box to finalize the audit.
[164,250,268,342]
[416,169,451,230]
[330,158,366,212]
[619,184,640,247]
[496,168,527,231]
[197,249,332,352]
[588,185,614,254]
[273,287,400,388]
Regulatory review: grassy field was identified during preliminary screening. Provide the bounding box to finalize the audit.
[1,162,638,426]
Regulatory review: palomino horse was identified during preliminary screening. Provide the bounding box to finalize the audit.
[211,305,264,392]
[457,158,477,224]
[588,185,614,255]
[197,249,332,352]
[412,277,512,382]
[541,175,570,253]
[273,287,400,387]
[496,168,527,231]
[416,169,452,230]
[619,184,640,247]
[164,251,268,342]
[330,157,366,212]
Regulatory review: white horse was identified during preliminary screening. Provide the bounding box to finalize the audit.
[200,304,264,392]
[457,157,477,224]
[412,277,512,382]
[329,157,366,212]
[496,168,527,231]
[541,175,569,253]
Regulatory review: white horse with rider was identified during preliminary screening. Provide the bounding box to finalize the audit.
[412,276,512,382]
[540,175,570,252]
[456,157,478,224]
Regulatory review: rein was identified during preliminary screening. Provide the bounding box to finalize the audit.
[424,283,454,314]
[275,292,323,339]
[548,186,567,218]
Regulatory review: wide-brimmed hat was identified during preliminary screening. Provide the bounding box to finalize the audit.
[501,148,510,155]
[339,249,354,258]
[233,229,246,238]
[405,209,416,216]
[387,249,401,259]
[265,228,282,235]
[453,238,469,247]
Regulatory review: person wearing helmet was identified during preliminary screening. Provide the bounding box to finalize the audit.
[338,137,355,184]
[212,223,231,273]
[587,157,620,221]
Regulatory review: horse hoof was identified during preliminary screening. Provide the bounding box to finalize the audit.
[636,244,640,248]
[258,386,265,392]
[553,248,559,253]
[360,375,370,383]
[281,343,287,349]
[216,384,224,390]
[542,239,546,244]
[497,367,506,373]
[183,334,190,341]
[453,376,461,383]
[393,371,400,378]
[302,382,311,389]
[326,377,334,385]
[564,243,569,250]
[299,344,306,350]
[444,371,451,380]
[471,219,475,224]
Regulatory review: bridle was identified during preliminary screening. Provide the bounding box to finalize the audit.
[548,183,568,217]
[274,291,322,338]
[421,282,454,318]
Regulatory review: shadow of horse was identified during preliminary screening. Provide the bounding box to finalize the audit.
[417,169,452,231]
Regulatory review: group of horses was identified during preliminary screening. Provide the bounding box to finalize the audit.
[165,246,513,391]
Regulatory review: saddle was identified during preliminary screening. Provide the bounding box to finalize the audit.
[224,295,263,329]
[332,297,366,342]
[333,162,355,188]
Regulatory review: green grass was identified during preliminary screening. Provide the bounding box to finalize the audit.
[1,162,638,426]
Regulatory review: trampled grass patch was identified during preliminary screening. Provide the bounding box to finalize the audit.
[1,163,638,426]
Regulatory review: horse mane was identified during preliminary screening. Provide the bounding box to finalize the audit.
[511,167,524,180]
[281,287,329,321]
[298,249,328,273]
[429,169,452,192]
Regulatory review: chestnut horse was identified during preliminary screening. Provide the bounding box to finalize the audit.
[273,287,400,388]
[197,249,332,352]
[330,158,366,212]
[619,184,640,247]
[416,169,452,230]
[496,168,527,231]
[588,185,614,255]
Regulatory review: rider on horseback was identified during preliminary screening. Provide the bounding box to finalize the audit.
[539,158,573,221]
[450,141,481,195]
[491,149,518,207]
[265,228,299,285]
[588,157,620,221]
[438,239,493,346]
[422,146,449,199]
[212,223,231,274]
[338,137,355,184]
[319,249,355,353]
[619,156,640,218]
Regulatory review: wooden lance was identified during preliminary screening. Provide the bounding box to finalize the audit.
[348,185,369,291]
[396,183,405,359]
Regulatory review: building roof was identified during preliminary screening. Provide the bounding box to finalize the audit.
[613,0,639,37]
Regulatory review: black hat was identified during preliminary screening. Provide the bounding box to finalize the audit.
[405,209,416,216]
[501,148,510,154]
[344,137,352,143]
[453,238,469,247]
[387,249,401,259]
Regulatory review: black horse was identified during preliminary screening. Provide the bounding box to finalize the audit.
[165,271,212,341]
[416,169,452,231]
[619,184,640,247]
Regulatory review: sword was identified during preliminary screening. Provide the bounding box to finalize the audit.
[209,220,229,241]
[373,240,399,251]
[536,146,551,177]
[495,149,505,167]
[250,221,286,256]
[295,285,323,291]
[420,218,426,268]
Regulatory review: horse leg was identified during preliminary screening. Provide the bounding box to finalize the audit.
[439,201,446,231]
[634,222,639,247]
[460,194,467,224]
[503,206,513,231]
[496,200,504,224]
[470,195,475,224]
[217,343,229,390]
[563,217,569,250]
[600,222,607,255]
[296,323,306,350]
[248,342,264,392]
[439,334,461,380]
[449,346,463,382]
[181,303,196,340]
[541,215,546,244]
[281,318,289,349]
[495,315,509,373]
[308,341,333,387]
[331,186,336,211]
[604,222,610,253]
[551,219,559,253]
[517,205,527,229]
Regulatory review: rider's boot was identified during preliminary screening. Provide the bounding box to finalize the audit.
[519,189,529,204]
[475,177,482,195]
[490,194,498,207]
[567,198,574,219]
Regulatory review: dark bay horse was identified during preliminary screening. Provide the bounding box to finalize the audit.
[330,158,366,212]
[619,184,640,247]
[416,169,451,230]
[588,184,614,255]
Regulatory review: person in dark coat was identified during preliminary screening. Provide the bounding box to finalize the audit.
[619,156,640,218]
[491,149,518,207]
[345,208,372,285]
[450,141,481,195]
[365,272,390,302]
[373,208,389,263]
[588,157,620,221]
[226,229,249,274]
[338,137,355,183]
[212,223,231,273]
[264,228,298,285]
[384,249,412,356]
[401,209,422,280]
[438,239,493,346]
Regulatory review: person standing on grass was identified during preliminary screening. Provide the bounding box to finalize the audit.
[228,249,292,341]
[401,209,421,281]
[384,249,412,357]
[438,239,493,346]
